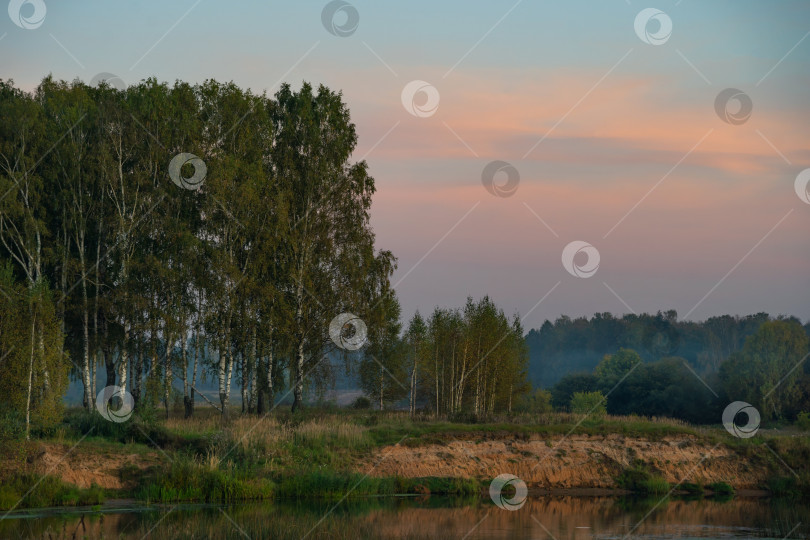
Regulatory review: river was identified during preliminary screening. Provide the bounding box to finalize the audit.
[1,495,807,539]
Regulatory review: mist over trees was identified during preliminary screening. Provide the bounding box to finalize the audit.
[526,310,808,388]
[540,315,810,424]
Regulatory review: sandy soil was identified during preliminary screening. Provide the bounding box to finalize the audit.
[22,443,162,489]
[360,433,768,489]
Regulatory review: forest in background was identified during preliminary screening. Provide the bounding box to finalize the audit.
[529,313,810,425]
[527,311,810,388]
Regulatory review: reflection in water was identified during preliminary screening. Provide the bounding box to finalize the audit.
[1,496,807,539]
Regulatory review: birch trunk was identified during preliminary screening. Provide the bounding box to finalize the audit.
[118,322,129,395]
[265,337,275,413]
[241,350,248,414]
[379,366,384,411]
[37,321,49,394]
[182,326,191,418]
[249,323,258,413]
[190,293,203,416]
[218,334,228,417]
[25,312,36,441]
[164,333,173,419]
[80,239,91,410]
[291,336,305,412]
[409,354,417,418]
[434,343,439,417]
[291,273,305,413]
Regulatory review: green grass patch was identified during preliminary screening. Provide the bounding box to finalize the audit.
[274,472,480,500]
[767,476,804,497]
[615,466,669,494]
[0,474,104,510]
[135,458,273,503]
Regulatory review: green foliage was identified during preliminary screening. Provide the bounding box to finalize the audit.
[767,476,802,497]
[707,481,734,495]
[0,410,26,441]
[0,265,68,438]
[797,412,810,431]
[63,410,181,450]
[604,357,721,423]
[359,293,407,409]
[595,348,642,389]
[274,472,478,500]
[276,471,392,500]
[0,76,396,421]
[570,391,606,416]
[526,311,769,388]
[516,389,553,413]
[615,466,669,494]
[136,458,273,503]
[408,296,530,416]
[550,373,599,410]
[720,320,810,420]
[0,474,104,510]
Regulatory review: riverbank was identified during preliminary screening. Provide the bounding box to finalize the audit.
[1,408,808,511]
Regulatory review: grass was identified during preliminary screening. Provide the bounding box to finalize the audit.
[274,472,479,500]
[615,465,670,494]
[0,473,104,510]
[135,457,274,503]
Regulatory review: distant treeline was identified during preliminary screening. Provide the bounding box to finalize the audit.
[527,312,810,424]
[526,311,809,388]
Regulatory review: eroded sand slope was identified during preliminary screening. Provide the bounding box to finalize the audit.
[361,434,767,489]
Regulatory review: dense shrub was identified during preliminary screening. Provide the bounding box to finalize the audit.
[615,466,669,494]
[570,391,606,416]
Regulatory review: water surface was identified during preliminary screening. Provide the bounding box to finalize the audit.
[2,496,807,539]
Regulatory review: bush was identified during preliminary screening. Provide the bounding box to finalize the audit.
[0,410,26,441]
[616,466,668,494]
[797,412,810,431]
[550,373,599,410]
[570,391,606,416]
[707,481,734,495]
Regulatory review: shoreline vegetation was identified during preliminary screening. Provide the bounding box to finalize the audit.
[1,408,808,513]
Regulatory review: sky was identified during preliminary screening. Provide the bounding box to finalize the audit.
[2,0,809,330]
